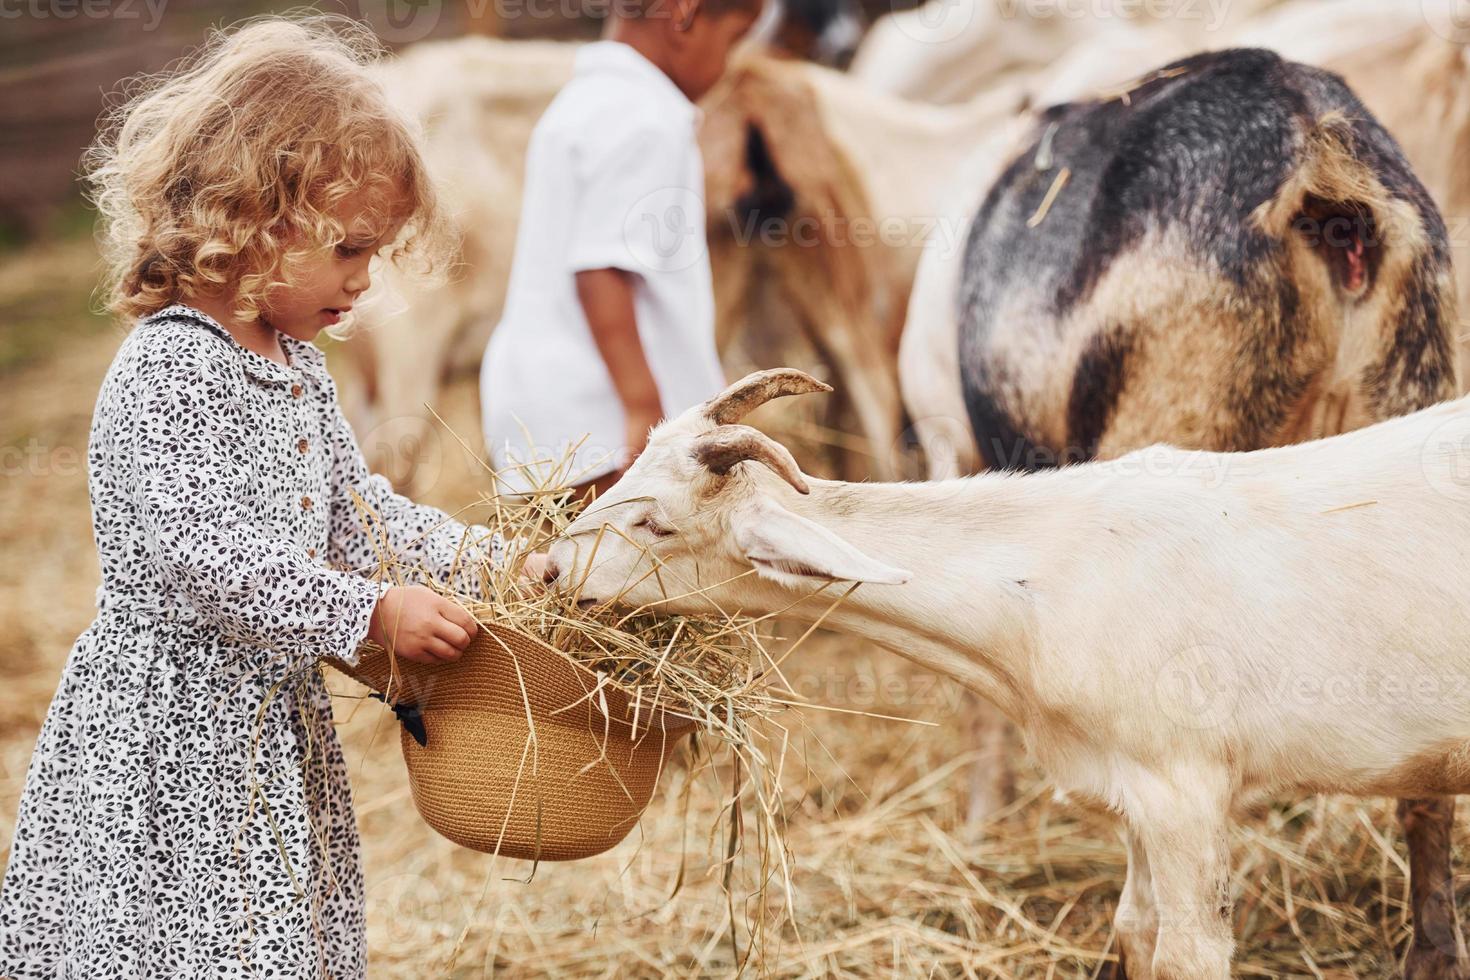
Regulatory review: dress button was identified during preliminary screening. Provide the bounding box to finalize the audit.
[297,437,309,454]
[291,384,303,399]
[301,495,313,510]
[307,547,317,559]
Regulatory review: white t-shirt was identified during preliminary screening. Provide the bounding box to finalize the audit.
[480,41,725,494]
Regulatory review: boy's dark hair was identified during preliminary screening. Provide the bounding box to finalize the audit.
[700,0,762,16]
[614,0,761,19]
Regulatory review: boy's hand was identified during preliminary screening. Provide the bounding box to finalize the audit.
[367,585,478,665]
[575,268,665,464]
[624,402,663,464]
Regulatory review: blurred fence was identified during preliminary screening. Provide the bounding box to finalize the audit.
[0,0,595,240]
[0,0,909,241]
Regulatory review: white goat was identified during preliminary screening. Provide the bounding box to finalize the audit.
[549,368,1470,980]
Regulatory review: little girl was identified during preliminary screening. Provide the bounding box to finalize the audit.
[0,16,506,977]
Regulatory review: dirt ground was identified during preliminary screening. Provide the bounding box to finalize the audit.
[0,239,1456,978]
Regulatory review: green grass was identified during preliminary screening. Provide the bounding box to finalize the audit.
[0,218,27,256]
[0,293,110,376]
[0,243,111,377]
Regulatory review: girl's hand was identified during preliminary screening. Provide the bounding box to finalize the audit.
[367,585,478,664]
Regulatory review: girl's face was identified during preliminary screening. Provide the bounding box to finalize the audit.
[263,187,405,342]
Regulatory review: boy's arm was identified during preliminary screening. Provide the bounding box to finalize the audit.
[576,267,664,464]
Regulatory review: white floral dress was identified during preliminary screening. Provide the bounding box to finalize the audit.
[0,305,501,979]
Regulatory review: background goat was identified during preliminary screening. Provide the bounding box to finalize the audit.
[347,39,1014,491]
[899,49,1459,859]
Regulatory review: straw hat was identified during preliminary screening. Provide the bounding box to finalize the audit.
[330,622,697,862]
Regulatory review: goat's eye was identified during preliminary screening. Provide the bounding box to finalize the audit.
[635,517,676,538]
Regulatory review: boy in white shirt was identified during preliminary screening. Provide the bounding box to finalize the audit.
[481,0,762,498]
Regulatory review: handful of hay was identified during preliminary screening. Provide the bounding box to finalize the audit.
[331,454,838,944]
[348,464,796,754]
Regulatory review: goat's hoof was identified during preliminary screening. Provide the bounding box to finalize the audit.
[1404,948,1470,980]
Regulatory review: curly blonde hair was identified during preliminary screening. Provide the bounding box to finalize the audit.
[84,12,453,331]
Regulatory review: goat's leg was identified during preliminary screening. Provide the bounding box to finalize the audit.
[896,236,978,481]
[338,330,381,438]
[1107,823,1159,979]
[963,695,1014,829]
[1399,796,1469,980]
[910,413,980,481]
[1133,789,1233,980]
[710,239,754,357]
[775,258,904,482]
[366,302,460,497]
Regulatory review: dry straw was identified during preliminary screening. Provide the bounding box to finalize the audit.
[1,334,1444,975]
[322,407,1430,976]
[329,439,906,969]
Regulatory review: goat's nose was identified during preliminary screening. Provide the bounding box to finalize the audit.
[542,557,560,585]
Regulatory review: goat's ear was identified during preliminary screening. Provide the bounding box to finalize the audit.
[730,499,912,587]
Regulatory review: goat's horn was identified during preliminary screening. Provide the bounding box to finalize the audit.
[701,368,832,426]
[694,424,811,494]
